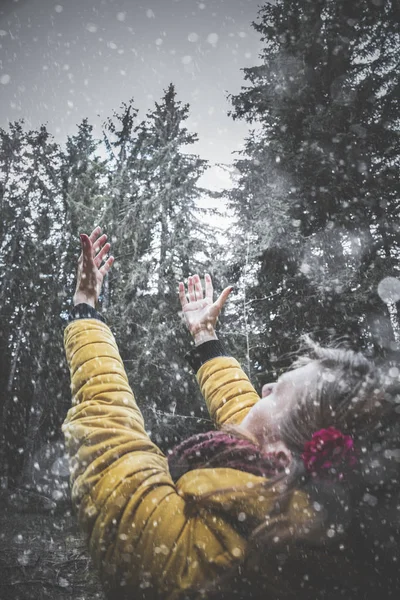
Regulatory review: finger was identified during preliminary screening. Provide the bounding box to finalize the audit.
[94,242,111,267]
[193,274,203,301]
[188,276,196,302]
[214,285,233,310]
[178,282,188,308]
[204,273,213,302]
[93,233,107,254]
[89,226,102,244]
[99,255,114,277]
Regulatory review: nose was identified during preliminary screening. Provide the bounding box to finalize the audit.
[261,383,276,398]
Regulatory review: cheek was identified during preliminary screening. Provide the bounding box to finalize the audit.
[254,396,277,420]
[258,391,294,422]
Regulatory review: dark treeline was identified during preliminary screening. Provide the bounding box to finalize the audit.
[0,0,399,496]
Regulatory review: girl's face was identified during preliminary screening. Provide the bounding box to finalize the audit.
[241,361,321,449]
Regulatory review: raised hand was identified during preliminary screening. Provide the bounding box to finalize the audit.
[73,226,114,308]
[178,274,233,344]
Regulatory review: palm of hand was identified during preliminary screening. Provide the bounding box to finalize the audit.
[182,298,218,334]
[179,274,232,337]
[77,254,102,300]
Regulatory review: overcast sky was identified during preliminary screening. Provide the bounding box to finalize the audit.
[0,0,264,189]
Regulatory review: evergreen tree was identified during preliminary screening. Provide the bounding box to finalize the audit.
[0,123,65,488]
[101,99,152,310]
[60,118,108,312]
[226,0,400,388]
[0,121,28,487]
[105,86,218,447]
[139,83,211,293]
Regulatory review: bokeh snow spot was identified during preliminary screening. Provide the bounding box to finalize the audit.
[207,33,219,45]
[377,277,400,304]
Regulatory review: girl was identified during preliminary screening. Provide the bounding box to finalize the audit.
[63,228,400,599]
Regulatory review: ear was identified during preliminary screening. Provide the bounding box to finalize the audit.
[262,440,292,467]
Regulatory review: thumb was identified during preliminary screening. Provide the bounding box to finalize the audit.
[80,233,90,247]
[214,285,234,311]
[79,233,92,255]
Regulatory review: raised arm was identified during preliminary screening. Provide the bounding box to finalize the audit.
[63,235,317,598]
[179,274,260,427]
[62,231,266,597]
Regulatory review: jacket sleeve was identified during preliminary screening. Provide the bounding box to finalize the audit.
[62,319,253,598]
[194,355,260,428]
[185,339,261,428]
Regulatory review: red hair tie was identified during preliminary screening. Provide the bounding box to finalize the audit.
[302,427,357,480]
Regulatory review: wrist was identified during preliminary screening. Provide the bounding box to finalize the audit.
[73,293,96,309]
[193,328,218,347]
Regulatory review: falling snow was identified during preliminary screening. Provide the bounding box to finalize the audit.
[207,32,219,45]
[0,0,399,598]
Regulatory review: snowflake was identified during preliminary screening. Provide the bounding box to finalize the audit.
[207,33,218,45]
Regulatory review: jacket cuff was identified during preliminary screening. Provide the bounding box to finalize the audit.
[68,303,106,324]
[185,339,229,373]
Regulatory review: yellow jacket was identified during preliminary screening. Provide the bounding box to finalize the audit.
[63,319,316,599]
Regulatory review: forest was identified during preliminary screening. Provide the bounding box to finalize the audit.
[0,0,399,597]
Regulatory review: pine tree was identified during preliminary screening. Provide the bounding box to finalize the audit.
[60,118,108,312]
[104,86,218,447]
[226,0,400,388]
[139,83,211,291]
[101,99,153,311]
[0,121,27,487]
[0,123,66,488]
